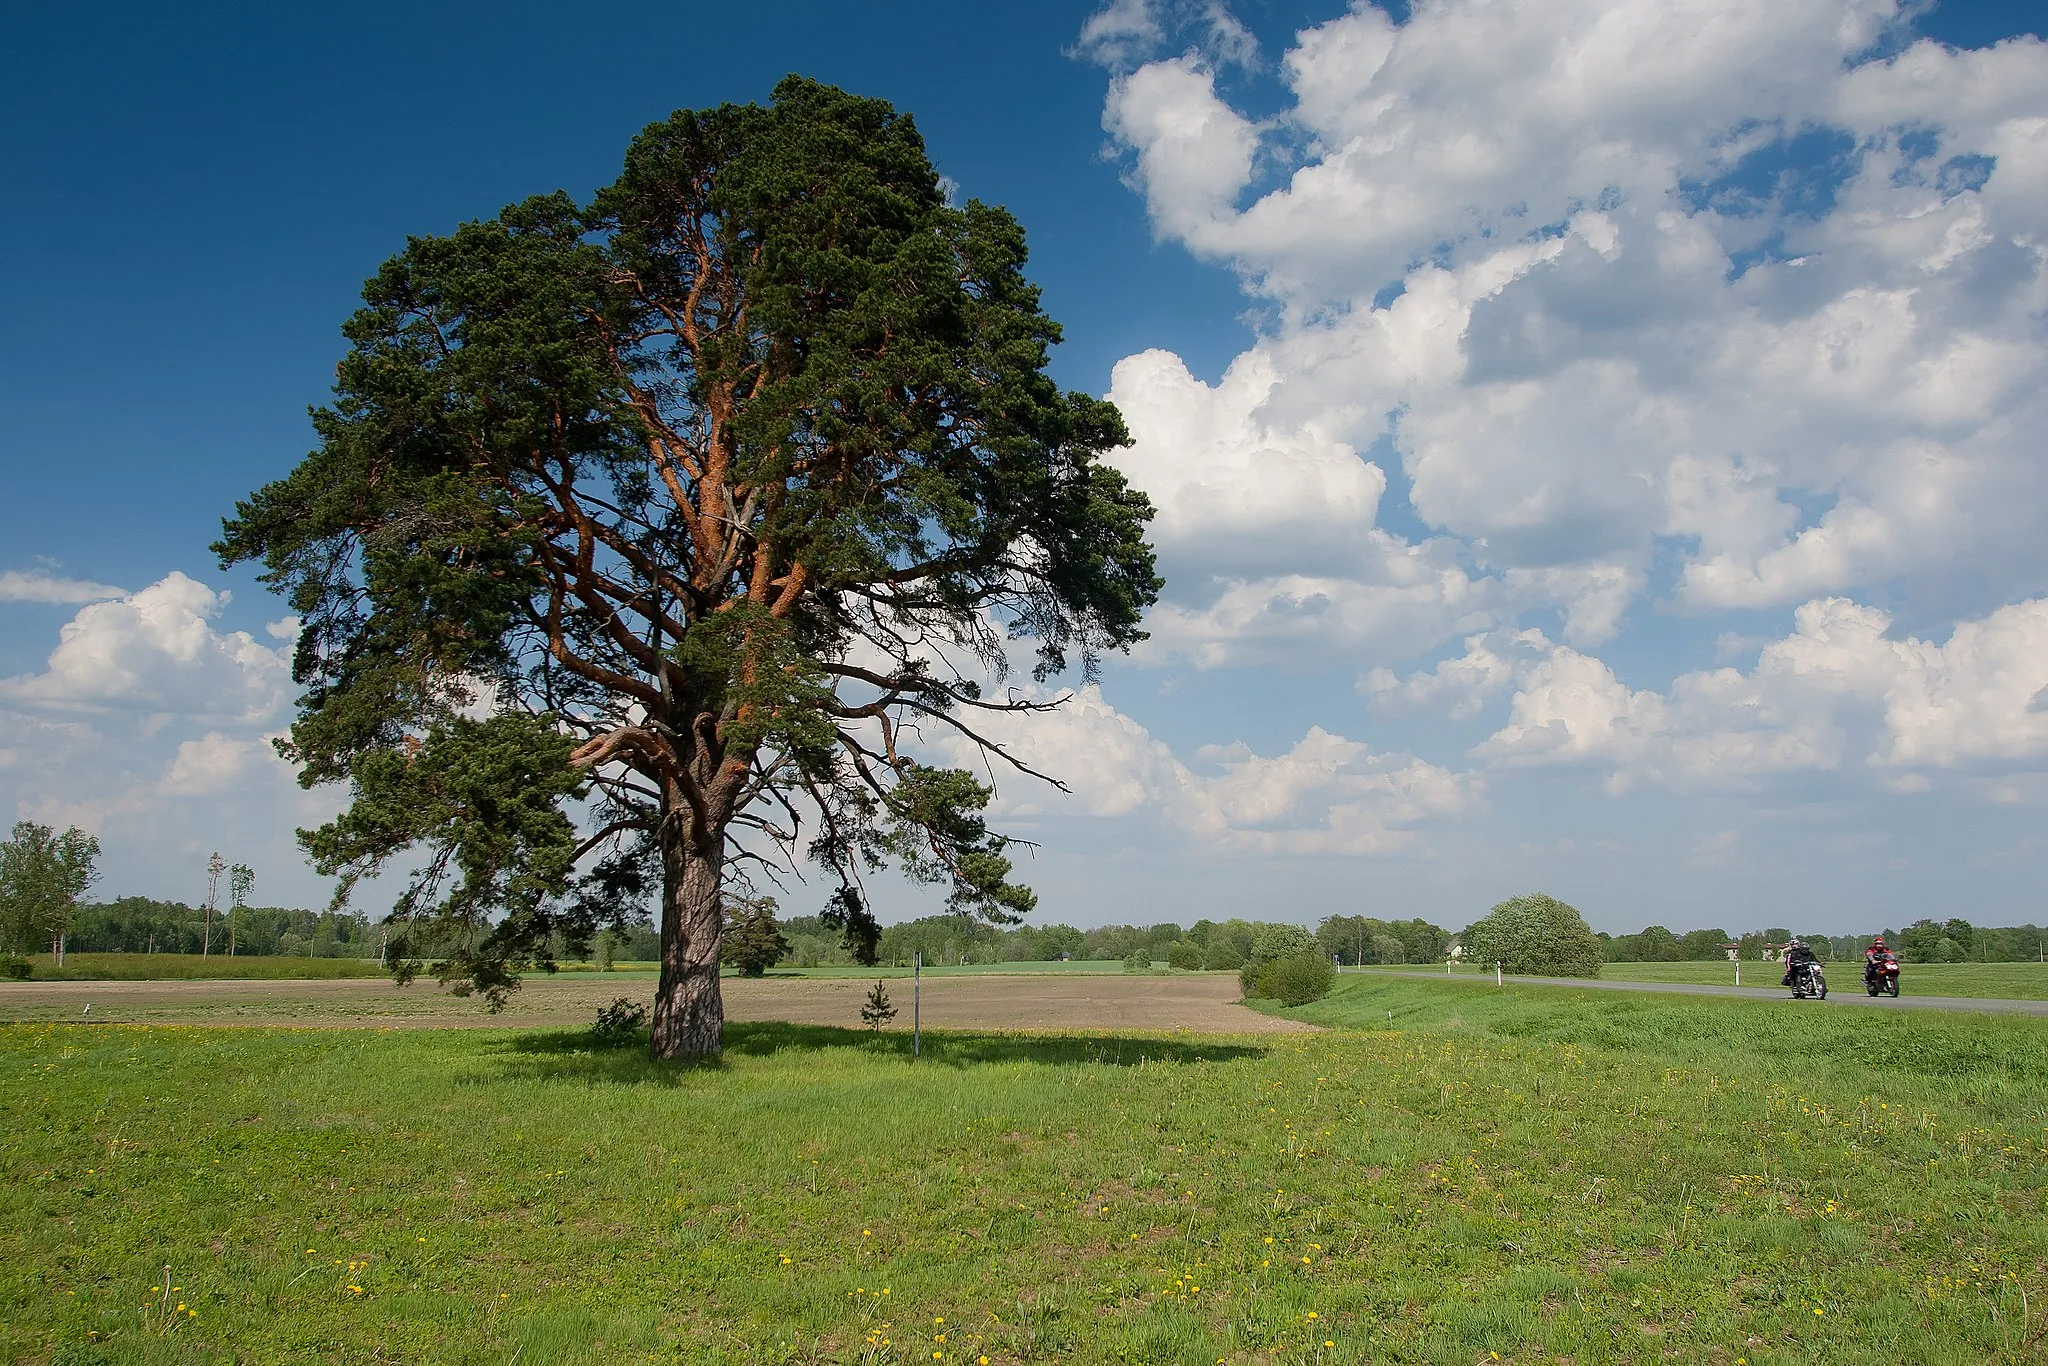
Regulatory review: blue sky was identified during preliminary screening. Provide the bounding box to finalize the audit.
[2,0,2045,935]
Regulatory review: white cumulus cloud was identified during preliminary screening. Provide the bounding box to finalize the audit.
[1364,594,2048,790]
[0,570,126,604]
[925,684,1479,855]
[0,571,291,723]
[1089,0,2048,673]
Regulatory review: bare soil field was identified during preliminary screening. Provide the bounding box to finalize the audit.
[0,969,1311,1033]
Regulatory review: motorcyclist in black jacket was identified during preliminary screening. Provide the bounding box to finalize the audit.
[1781,938,1820,989]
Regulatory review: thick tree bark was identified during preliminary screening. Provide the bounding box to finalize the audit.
[650,820,725,1059]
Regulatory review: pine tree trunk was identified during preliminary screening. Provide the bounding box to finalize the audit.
[650,822,725,1059]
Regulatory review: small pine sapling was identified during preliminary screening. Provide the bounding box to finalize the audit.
[860,980,897,1031]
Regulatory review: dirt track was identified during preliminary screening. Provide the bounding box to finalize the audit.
[0,971,1313,1034]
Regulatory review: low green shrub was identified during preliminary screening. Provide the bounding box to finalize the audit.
[1166,940,1204,971]
[1122,948,1152,974]
[1254,952,1336,1006]
[589,996,648,1045]
[1239,923,1321,995]
[0,956,30,980]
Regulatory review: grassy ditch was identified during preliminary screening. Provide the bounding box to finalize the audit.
[5,981,2046,1363]
[1401,958,2048,1000]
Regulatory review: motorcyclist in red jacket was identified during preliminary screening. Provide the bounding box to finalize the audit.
[1864,937,1894,988]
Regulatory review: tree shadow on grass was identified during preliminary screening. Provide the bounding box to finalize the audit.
[480,1020,1268,1087]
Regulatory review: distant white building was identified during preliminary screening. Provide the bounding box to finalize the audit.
[1447,941,1464,961]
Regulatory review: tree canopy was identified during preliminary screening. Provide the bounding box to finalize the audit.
[1464,893,1604,978]
[217,76,1160,1057]
[0,822,100,958]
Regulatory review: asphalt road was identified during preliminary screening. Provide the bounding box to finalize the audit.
[1372,969,2048,1016]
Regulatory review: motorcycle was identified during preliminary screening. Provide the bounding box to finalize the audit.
[1864,953,1901,998]
[1785,959,1828,1000]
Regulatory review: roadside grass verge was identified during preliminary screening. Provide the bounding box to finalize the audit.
[1596,959,2048,1001]
[1392,959,2048,1000]
[4,984,2045,1363]
[1283,974,2048,1094]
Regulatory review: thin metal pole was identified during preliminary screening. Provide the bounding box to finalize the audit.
[912,952,921,1059]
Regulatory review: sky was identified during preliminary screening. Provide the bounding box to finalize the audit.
[1,0,2045,936]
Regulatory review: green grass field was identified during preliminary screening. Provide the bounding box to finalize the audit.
[1380,958,2048,1001]
[16,954,389,982]
[5,975,2046,1364]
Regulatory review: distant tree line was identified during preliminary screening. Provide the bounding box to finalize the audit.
[574,912,1459,974]
[48,882,2047,975]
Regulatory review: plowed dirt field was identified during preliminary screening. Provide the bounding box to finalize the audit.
[0,970,1311,1033]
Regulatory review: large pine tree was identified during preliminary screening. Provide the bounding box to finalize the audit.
[219,77,1159,1057]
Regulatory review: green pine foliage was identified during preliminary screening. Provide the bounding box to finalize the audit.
[722,897,790,977]
[859,980,896,1030]
[213,77,1160,1051]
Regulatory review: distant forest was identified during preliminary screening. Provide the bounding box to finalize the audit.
[60,898,380,958]
[55,897,2048,968]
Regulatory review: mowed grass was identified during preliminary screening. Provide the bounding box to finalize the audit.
[1378,958,2048,1001]
[4,979,2046,1365]
[19,954,387,982]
